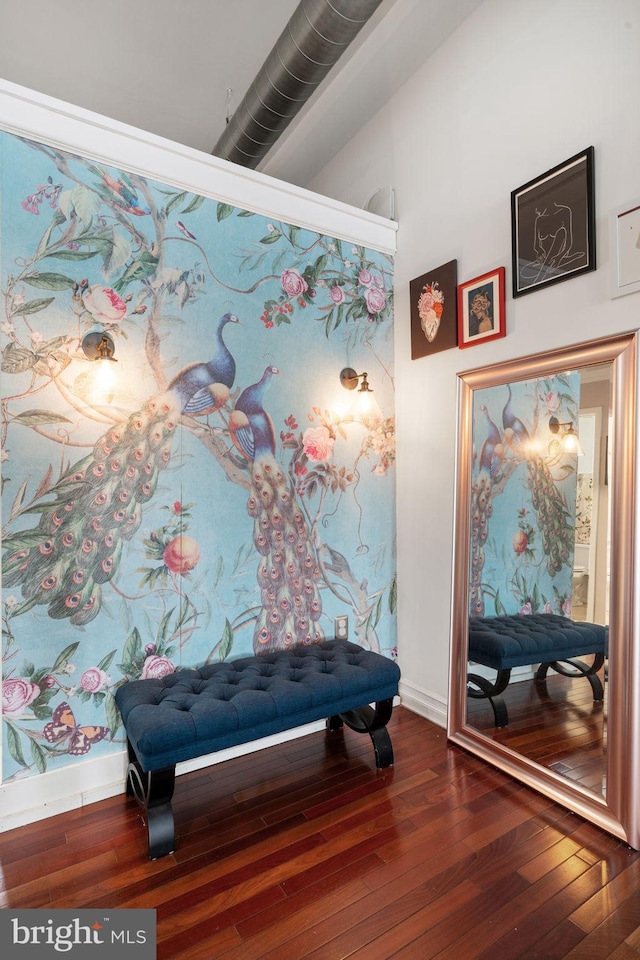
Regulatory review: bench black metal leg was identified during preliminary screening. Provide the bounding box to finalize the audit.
[125,738,176,859]
[467,669,511,727]
[327,698,395,768]
[536,653,605,701]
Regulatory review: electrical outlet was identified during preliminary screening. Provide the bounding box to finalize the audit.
[334,615,349,640]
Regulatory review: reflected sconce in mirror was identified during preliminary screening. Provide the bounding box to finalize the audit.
[548,415,584,456]
[81,330,118,403]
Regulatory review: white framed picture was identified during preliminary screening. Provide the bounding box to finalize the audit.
[611,198,640,298]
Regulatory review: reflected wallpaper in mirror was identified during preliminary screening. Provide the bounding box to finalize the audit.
[466,364,611,798]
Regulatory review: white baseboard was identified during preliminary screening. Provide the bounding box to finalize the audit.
[399,679,447,729]
[1,695,415,834]
[0,720,326,833]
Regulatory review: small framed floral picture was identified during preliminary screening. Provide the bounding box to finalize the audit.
[457,266,506,349]
[409,259,458,359]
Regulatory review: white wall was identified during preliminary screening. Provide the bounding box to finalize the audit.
[304,0,640,721]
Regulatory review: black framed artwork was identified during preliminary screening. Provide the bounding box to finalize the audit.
[511,146,595,298]
[409,259,458,358]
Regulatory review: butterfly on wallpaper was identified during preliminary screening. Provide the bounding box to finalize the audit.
[43,702,109,756]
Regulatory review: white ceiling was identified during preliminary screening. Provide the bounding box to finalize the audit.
[0,0,485,188]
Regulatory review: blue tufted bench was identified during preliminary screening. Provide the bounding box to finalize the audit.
[115,639,401,858]
[467,613,608,727]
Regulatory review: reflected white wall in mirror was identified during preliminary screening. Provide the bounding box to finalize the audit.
[448,333,639,849]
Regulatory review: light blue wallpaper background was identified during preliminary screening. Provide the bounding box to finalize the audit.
[1,132,396,780]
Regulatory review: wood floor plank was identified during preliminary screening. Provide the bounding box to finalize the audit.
[1,706,639,960]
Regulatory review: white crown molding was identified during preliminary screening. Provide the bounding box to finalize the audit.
[0,80,397,255]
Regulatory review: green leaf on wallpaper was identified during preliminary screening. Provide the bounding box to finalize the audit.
[164,191,188,216]
[2,343,38,373]
[216,202,235,221]
[30,739,47,775]
[11,296,55,317]
[22,272,76,290]
[34,210,67,261]
[313,253,328,279]
[212,555,225,586]
[156,608,175,645]
[122,627,143,667]
[218,618,234,662]
[71,184,103,221]
[181,193,205,214]
[11,410,73,426]
[260,232,282,244]
[104,691,122,738]
[7,478,29,523]
[51,642,80,673]
[101,230,132,278]
[1,528,52,551]
[44,249,100,261]
[388,575,397,614]
[347,299,367,320]
[283,223,300,246]
[96,649,117,673]
[6,725,27,769]
[237,208,255,217]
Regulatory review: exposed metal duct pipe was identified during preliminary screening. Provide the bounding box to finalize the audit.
[212,0,384,169]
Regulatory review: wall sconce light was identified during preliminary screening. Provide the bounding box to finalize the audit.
[340,367,372,394]
[549,415,584,456]
[81,330,118,404]
[339,367,381,421]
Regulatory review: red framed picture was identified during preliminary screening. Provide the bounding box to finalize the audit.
[457,266,506,348]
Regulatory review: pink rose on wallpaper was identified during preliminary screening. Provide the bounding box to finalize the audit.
[543,601,554,614]
[3,677,40,716]
[358,269,373,286]
[543,391,561,413]
[303,426,335,462]
[79,667,110,694]
[562,597,573,615]
[365,285,386,314]
[163,535,201,574]
[519,602,533,615]
[280,269,308,298]
[330,285,345,305]
[82,285,127,324]
[141,655,175,680]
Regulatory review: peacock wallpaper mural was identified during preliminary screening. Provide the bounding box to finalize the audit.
[470,372,579,619]
[0,131,396,781]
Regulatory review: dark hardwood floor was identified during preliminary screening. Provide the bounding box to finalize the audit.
[467,667,607,795]
[2,705,640,959]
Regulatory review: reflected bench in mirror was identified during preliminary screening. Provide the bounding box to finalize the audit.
[467,613,608,727]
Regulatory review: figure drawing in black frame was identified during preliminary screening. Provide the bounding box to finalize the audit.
[512,147,595,297]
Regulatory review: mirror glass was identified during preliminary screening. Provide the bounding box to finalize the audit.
[448,333,639,848]
[465,361,611,798]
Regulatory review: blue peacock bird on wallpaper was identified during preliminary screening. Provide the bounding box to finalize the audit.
[2,312,240,626]
[229,366,324,652]
[2,315,323,652]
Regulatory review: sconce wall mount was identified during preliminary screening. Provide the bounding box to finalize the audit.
[340,367,372,393]
[82,330,117,363]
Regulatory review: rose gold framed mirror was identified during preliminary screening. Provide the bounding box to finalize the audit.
[448,332,639,848]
